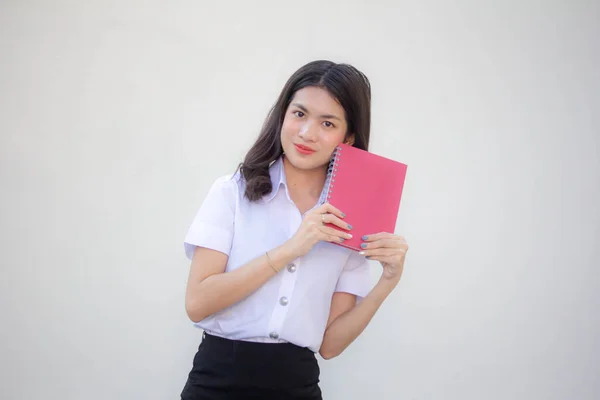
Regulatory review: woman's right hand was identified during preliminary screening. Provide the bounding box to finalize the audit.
[284,203,353,258]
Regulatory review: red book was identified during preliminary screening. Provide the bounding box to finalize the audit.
[319,143,408,252]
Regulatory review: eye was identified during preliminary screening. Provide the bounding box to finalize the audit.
[323,121,335,128]
[293,110,305,118]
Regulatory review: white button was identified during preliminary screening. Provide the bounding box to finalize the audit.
[287,263,296,273]
[269,331,279,339]
[279,296,289,306]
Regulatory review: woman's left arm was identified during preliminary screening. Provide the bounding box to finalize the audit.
[318,233,409,360]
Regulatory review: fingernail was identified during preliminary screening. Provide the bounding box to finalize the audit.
[347,233,353,239]
[360,243,367,249]
[341,212,346,218]
[366,256,371,259]
[340,238,345,242]
[362,235,368,240]
[347,224,353,230]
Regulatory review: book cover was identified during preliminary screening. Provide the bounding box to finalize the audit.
[319,143,408,252]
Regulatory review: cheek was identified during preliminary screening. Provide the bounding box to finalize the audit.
[319,129,346,145]
[281,117,298,138]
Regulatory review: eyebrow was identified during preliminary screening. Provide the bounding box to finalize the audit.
[291,103,342,121]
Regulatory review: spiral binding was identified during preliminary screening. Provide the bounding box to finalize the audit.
[318,145,343,205]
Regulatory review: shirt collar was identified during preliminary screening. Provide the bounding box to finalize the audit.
[264,156,288,203]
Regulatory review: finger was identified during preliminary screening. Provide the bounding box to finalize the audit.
[321,213,352,231]
[364,243,408,255]
[359,238,400,250]
[320,225,353,240]
[370,256,404,266]
[361,232,393,242]
[319,202,346,219]
[359,248,397,258]
[366,255,395,263]
[362,232,405,242]
[323,233,346,243]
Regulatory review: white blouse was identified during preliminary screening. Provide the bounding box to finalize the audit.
[183,157,371,352]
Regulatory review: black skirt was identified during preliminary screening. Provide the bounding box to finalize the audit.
[181,332,323,400]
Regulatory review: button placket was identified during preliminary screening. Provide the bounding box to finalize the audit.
[266,206,302,340]
[266,257,300,339]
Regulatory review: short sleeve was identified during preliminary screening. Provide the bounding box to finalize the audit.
[334,251,372,299]
[183,175,237,260]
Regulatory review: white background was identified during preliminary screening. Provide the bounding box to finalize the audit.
[1,1,599,399]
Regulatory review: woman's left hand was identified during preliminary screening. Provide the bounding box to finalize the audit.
[359,233,409,281]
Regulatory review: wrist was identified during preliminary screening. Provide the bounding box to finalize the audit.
[363,276,397,305]
[267,243,297,271]
[279,239,301,261]
[376,274,401,292]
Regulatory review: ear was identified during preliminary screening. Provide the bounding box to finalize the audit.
[344,134,355,146]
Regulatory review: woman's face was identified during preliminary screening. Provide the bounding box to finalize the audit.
[280,86,350,171]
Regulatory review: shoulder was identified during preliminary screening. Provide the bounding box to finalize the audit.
[206,171,239,196]
[205,161,281,205]
[210,173,239,191]
[203,170,249,205]
[184,172,245,259]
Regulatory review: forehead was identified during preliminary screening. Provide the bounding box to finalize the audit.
[290,87,344,115]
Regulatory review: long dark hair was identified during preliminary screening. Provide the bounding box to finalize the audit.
[238,60,372,201]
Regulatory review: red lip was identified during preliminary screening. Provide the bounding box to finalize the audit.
[294,144,316,154]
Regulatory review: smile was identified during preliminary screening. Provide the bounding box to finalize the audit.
[294,144,316,155]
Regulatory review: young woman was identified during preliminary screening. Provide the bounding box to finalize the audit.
[180,60,409,399]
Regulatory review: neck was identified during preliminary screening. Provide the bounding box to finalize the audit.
[282,155,327,199]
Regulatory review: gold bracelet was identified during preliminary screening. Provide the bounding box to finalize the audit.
[265,251,279,273]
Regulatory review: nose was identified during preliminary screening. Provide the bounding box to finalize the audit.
[298,122,317,142]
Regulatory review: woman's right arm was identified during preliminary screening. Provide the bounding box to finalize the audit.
[185,243,295,323]
[185,203,352,323]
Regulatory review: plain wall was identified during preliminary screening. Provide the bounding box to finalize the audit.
[1,1,599,399]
